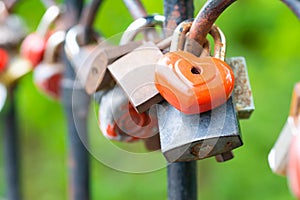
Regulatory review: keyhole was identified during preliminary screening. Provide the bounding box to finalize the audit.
[191,66,201,74]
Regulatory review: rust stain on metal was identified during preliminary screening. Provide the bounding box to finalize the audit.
[189,0,236,45]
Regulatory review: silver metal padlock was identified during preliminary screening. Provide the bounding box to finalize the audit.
[108,15,166,113]
[156,21,242,163]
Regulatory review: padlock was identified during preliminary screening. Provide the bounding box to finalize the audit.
[0,56,32,88]
[64,25,106,87]
[268,117,296,176]
[0,48,9,73]
[155,24,235,114]
[20,5,60,67]
[0,2,27,49]
[108,15,167,113]
[33,31,65,99]
[119,15,165,45]
[156,21,242,162]
[85,31,172,96]
[269,82,300,176]
[226,57,255,119]
[99,85,159,145]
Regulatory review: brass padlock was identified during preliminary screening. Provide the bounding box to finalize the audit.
[108,15,166,113]
[156,21,242,162]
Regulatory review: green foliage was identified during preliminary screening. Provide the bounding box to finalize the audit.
[0,0,299,199]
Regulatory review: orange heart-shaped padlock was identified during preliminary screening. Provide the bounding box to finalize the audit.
[155,50,234,114]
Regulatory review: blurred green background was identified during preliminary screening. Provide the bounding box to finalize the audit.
[0,0,300,199]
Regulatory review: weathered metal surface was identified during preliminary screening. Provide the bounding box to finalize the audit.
[167,162,197,200]
[227,57,255,119]
[189,0,236,46]
[157,97,242,162]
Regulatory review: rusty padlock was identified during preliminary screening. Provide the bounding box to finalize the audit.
[156,21,242,162]
[20,5,61,67]
[33,31,65,99]
[99,85,160,149]
[108,15,168,113]
[227,57,255,119]
[269,83,300,176]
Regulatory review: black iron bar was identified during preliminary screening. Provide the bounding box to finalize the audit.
[2,87,21,200]
[62,0,90,200]
[163,1,197,200]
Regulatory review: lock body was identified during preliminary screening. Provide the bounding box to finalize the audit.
[156,21,242,162]
[156,51,234,114]
[108,42,164,113]
[227,57,254,119]
[157,97,242,162]
[99,86,159,143]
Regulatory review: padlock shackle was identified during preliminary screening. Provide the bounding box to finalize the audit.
[120,15,165,45]
[43,30,66,63]
[170,21,222,59]
[123,0,148,20]
[36,5,61,37]
[209,25,226,61]
[189,0,236,46]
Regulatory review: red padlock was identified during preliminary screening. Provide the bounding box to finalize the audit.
[0,48,9,73]
[20,5,60,67]
[33,31,65,99]
[99,86,159,143]
[155,24,234,114]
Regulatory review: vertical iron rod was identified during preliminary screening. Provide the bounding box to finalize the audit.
[163,1,197,200]
[2,88,21,200]
[62,0,90,200]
